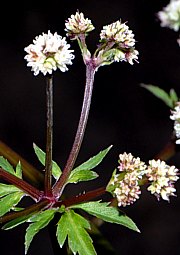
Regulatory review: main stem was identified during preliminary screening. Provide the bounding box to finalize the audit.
[53,62,96,199]
[44,75,53,197]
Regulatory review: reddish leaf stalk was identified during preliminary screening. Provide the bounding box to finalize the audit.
[0,168,42,201]
[53,62,96,199]
[0,199,49,224]
[55,186,106,208]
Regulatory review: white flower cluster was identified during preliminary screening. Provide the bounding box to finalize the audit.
[107,152,179,207]
[100,21,135,47]
[109,153,147,207]
[99,20,139,65]
[170,102,180,144]
[157,0,180,32]
[24,31,74,76]
[146,159,179,201]
[65,11,95,39]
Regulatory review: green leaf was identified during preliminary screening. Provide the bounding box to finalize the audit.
[141,84,174,108]
[170,88,178,104]
[25,209,56,254]
[0,156,15,175]
[2,213,33,230]
[33,143,62,180]
[67,169,98,184]
[0,183,21,198]
[73,145,113,172]
[16,161,22,179]
[70,201,140,233]
[57,209,97,255]
[0,192,24,217]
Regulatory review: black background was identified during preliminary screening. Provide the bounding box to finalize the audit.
[0,0,180,254]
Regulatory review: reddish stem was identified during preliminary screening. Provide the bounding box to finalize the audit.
[53,62,96,199]
[44,75,53,197]
[0,168,42,201]
[55,187,106,208]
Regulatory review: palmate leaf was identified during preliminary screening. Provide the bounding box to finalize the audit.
[67,145,112,184]
[141,84,178,108]
[0,191,24,217]
[70,201,140,232]
[25,209,56,254]
[33,143,62,180]
[57,209,97,255]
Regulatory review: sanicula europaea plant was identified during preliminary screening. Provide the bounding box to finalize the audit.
[0,10,179,255]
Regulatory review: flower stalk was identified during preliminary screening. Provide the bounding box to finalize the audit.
[44,75,53,197]
[53,62,96,199]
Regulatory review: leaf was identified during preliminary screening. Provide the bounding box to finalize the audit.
[25,209,56,254]
[0,183,21,198]
[33,143,62,180]
[16,161,22,179]
[70,201,140,233]
[0,192,24,217]
[2,213,33,230]
[170,88,178,104]
[73,145,113,172]
[57,209,97,255]
[141,84,174,108]
[67,169,98,184]
[0,156,15,175]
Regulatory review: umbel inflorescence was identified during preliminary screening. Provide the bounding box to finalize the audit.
[107,153,179,207]
[0,10,179,255]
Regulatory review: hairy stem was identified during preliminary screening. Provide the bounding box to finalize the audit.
[44,75,53,197]
[0,168,42,201]
[53,62,96,199]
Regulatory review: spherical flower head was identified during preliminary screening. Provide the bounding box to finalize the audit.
[65,11,95,39]
[157,0,180,32]
[100,20,135,48]
[170,102,180,144]
[107,152,147,207]
[24,30,74,76]
[98,19,139,66]
[146,159,179,201]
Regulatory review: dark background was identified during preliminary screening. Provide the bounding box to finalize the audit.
[0,0,180,254]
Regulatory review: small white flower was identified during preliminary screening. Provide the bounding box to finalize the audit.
[65,11,95,39]
[146,159,179,201]
[157,0,180,32]
[170,102,180,144]
[24,30,74,76]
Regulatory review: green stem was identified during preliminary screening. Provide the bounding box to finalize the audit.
[53,62,96,199]
[0,168,42,201]
[44,75,53,197]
